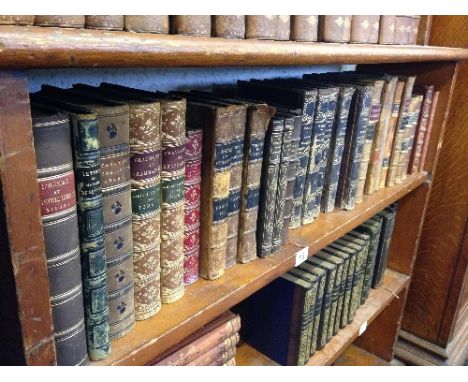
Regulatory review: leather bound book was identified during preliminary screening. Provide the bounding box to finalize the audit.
[30,95,110,361]
[290,15,318,42]
[276,15,291,40]
[124,15,169,34]
[40,85,135,341]
[314,251,345,338]
[245,15,278,39]
[85,15,124,30]
[188,334,239,365]
[223,358,236,366]
[207,347,237,366]
[184,128,203,285]
[72,83,163,320]
[350,15,380,44]
[31,105,89,366]
[34,15,85,28]
[394,16,408,44]
[171,15,211,36]
[238,272,314,365]
[408,85,434,174]
[0,15,34,25]
[380,79,405,188]
[387,76,416,186]
[212,15,245,38]
[153,311,241,365]
[419,91,439,172]
[409,16,421,45]
[348,230,374,304]
[378,15,396,44]
[371,205,397,287]
[319,15,352,43]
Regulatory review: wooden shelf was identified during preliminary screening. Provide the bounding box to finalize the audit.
[235,269,408,366]
[0,26,467,68]
[332,344,389,366]
[91,173,426,366]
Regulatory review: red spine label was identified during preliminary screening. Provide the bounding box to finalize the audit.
[38,171,77,217]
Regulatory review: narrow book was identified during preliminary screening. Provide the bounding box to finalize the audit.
[290,16,318,42]
[245,15,278,39]
[276,15,291,41]
[418,91,439,172]
[124,16,169,34]
[379,15,396,44]
[319,15,352,42]
[171,15,211,36]
[350,15,380,44]
[212,15,245,38]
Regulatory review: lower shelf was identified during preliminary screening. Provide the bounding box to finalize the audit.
[235,269,409,366]
[332,344,389,366]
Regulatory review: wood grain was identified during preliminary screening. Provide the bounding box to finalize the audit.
[332,344,388,366]
[0,26,467,68]
[235,341,280,366]
[0,71,56,365]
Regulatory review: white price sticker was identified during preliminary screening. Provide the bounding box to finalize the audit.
[295,246,309,266]
[358,321,368,336]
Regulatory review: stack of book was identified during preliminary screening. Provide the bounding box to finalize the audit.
[150,311,240,366]
[1,15,421,45]
[237,204,398,366]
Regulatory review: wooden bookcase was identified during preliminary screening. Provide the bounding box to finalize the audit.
[0,23,466,366]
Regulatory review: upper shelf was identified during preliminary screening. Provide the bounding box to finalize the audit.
[0,26,467,69]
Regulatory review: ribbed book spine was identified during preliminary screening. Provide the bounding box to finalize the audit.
[160,99,186,301]
[321,87,355,212]
[171,15,211,36]
[129,102,162,320]
[237,104,275,263]
[212,15,245,38]
[319,15,352,42]
[184,128,203,285]
[418,91,439,172]
[32,109,90,365]
[290,15,318,41]
[257,117,284,258]
[245,15,278,39]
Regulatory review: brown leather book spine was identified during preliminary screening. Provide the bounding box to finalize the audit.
[319,15,351,42]
[171,15,211,36]
[124,15,169,34]
[85,15,124,30]
[207,346,237,366]
[394,16,409,44]
[409,16,421,44]
[34,15,85,28]
[290,15,318,41]
[245,15,278,39]
[223,357,237,366]
[187,333,239,365]
[155,313,241,365]
[276,15,291,41]
[0,15,34,25]
[418,91,439,172]
[212,15,245,38]
[350,15,380,44]
[379,15,396,44]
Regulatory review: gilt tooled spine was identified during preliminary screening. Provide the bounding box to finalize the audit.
[212,15,245,38]
[32,110,90,365]
[34,15,85,28]
[225,106,247,269]
[356,80,384,203]
[321,87,355,213]
[160,99,186,301]
[372,208,397,287]
[171,15,211,36]
[290,16,318,42]
[379,16,396,44]
[310,273,325,355]
[257,118,284,258]
[290,90,317,229]
[350,15,380,44]
[245,15,278,39]
[184,128,203,285]
[237,105,274,263]
[129,102,162,320]
[419,91,439,172]
[297,282,318,365]
[85,15,124,30]
[319,15,351,42]
[336,86,372,210]
[124,15,169,34]
[0,15,35,25]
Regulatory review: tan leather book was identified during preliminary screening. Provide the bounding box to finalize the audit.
[171,15,211,36]
[276,15,291,40]
[418,91,439,172]
[187,334,239,365]
[245,15,278,39]
[379,15,396,44]
[0,15,34,25]
[350,15,380,44]
[34,15,85,28]
[85,15,124,30]
[124,15,169,34]
[290,15,318,41]
[409,16,421,44]
[394,15,410,44]
[319,15,351,42]
[212,15,245,38]
[223,357,237,366]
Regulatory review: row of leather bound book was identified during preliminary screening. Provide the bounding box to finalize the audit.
[1,15,420,44]
[237,205,398,366]
[30,71,436,365]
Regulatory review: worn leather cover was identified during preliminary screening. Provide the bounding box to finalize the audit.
[409,16,421,45]
[171,15,211,36]
[290,15,318,41]
[347,231,373,302]
[419,91,439,172]
[394,16,410,44]
[124,15,169,33]
[350,15,380,43]
[379,15,396,44]
[186,333,239,365]
[319,15,351,42]
[30,94,111,361]
[31,106,89,366]
[212,15,245,38]
[245,15,278,39]
[276,15,291,40]
[34,15,85,28]
[85,15,124,30]
[0,15,34,25]
[387,76,416,186]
